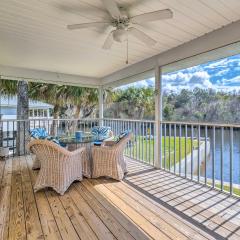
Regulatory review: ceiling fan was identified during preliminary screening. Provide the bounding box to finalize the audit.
[66,0,173,63]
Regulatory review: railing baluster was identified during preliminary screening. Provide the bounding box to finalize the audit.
[7,121,9,148]
[142,122,144,162]
[191,125,194,180]
[230,127,233,195]
[164,123,166,170]
[149,122,151,164]
[169,123,171,171]
[138,122,141,161]
[205,126,208,185]
[198,125,200,182]
[185,124,187,178]
[221,126,224,191]
[13,120,15,156]
[212,126,216,188]
[145,122,148,163]
[179,124,182,176]
[173,124,176,173]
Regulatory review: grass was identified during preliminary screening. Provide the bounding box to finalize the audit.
[125,136,198,167]
[212,183,240,196]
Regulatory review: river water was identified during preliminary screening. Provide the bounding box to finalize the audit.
[204,128,240,185]
[181,126,240,185]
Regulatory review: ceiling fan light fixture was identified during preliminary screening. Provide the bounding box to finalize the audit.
[113,29,127,43]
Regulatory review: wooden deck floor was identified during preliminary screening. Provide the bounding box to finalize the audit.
[0,156,240,240]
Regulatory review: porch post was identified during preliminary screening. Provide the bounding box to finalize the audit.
[154,66,162,168]
[98,86,104,126]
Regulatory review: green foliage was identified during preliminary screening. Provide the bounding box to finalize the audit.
[105,86,155,119]
[0,79,98,119]
[105,86,240,123]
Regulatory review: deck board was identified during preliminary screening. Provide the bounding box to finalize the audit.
[0,155,240,240]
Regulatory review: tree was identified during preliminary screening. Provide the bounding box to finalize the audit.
[16,81,29,155]
[105,87,155,119]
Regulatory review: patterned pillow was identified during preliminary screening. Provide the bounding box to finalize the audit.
[116,130,131,143]
[91,126,111,140]
[30,128,48,139]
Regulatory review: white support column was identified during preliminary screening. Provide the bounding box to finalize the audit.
[98,86,104,126]
[154,66,162,169]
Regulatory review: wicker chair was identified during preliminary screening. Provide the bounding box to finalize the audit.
[28,139,84,195]
[92,133,132,180]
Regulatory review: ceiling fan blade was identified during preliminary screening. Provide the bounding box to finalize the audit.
[128,27,157,47]
[131,9,173,24]
[103,31,114,49]
[101,0,122,19]
[67,22,110,30]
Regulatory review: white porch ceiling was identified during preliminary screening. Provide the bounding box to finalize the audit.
[1,0,240,84]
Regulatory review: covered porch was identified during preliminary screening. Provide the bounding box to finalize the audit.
[1,1,240,239]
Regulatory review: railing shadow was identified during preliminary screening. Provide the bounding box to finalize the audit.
[124,162,240,240]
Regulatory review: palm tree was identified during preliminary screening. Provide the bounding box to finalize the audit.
[0,79,29,155]
[16,81,29,155]
[29,82,69,134]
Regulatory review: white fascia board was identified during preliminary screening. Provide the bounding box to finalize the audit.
[102,20,240,86]
[103,69,154,89]
[0,65,100,88]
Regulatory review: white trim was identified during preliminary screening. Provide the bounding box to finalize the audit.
[0,65,100,88]
[103,69,154,89]
[98,87,104,126]
[154,66,162,169]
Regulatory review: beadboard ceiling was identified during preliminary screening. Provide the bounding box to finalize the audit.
[1,0,240,79]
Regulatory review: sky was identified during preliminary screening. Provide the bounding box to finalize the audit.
[121,54,240,93]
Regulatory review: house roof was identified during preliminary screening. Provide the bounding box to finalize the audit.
[0,96,53,109]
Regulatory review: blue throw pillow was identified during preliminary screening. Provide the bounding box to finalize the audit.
[116,130,131,143]
[91,126,111,140]
[30,128,48,139]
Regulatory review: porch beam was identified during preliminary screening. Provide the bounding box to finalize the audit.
[0,65,100,88]
[154,66,162,169]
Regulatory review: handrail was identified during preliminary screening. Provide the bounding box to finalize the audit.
[0,118,100,122]
[1,117,240,127]
[161,120,240,128]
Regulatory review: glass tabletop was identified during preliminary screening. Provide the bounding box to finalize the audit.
[58,134,96,144]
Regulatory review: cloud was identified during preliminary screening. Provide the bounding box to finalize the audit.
[162,69,213,91]
[221,76,240,86]
[214,69,230,77]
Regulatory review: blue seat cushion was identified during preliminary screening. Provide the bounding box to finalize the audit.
[30,128,48,139]
[91,126,111,140]
[94,140,103,146]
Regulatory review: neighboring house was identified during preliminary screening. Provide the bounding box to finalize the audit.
[0,96,53,135]
[0,96,53,120]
